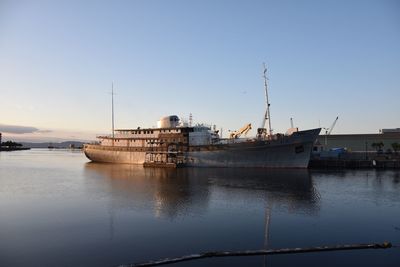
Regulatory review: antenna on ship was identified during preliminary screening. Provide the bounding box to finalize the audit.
[189,113,193,127]
[111,82,115,146]
[262,63,272,136]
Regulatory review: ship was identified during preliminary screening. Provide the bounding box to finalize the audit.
[84,120,319,168]
[83,67,321,168]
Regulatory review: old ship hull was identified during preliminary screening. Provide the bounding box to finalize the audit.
[84,128,320,168]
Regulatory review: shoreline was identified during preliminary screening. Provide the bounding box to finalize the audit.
[0,147,31,152]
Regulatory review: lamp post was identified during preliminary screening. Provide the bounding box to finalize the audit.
[365,141,368,160]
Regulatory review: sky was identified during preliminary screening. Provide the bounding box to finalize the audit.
[0,0,399,142]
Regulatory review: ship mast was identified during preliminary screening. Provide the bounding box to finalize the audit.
[262,63,272,136]
[111,82,115,146]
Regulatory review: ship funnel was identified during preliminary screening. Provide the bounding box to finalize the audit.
[157,115,180,128]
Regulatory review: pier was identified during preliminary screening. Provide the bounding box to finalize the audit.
[309,159,400,169]
[310,151,400,169]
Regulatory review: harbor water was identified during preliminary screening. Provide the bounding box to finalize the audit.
[0,149,399,266]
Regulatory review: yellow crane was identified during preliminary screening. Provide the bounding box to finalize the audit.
[230,123,252,139]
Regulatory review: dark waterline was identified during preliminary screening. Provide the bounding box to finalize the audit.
[0,149,399,266]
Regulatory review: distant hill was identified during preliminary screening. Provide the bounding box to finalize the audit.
[20,141,86,148]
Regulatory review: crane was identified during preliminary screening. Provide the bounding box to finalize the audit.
[230,123,252,139]
[323,116,339,146]
[324,116,339,135]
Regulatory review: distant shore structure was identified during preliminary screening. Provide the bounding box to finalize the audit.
[0,133,30,151]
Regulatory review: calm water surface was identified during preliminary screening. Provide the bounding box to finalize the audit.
[0,149,399,266]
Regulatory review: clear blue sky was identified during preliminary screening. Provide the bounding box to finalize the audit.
[0,0,399,141]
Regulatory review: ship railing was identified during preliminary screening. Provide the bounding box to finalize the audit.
[86,144,187,153]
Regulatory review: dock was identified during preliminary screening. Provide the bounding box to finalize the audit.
[309,159,400,169]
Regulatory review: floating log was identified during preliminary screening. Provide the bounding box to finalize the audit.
[118,242,392,267]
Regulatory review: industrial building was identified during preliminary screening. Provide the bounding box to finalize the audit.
[315,129,400,152]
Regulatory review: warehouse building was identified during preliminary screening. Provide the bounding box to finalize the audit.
[315,128,400,152]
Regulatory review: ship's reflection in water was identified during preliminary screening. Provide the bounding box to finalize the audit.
[83,164,322,266]
[84,163,210,219]
[83,163,320,220]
